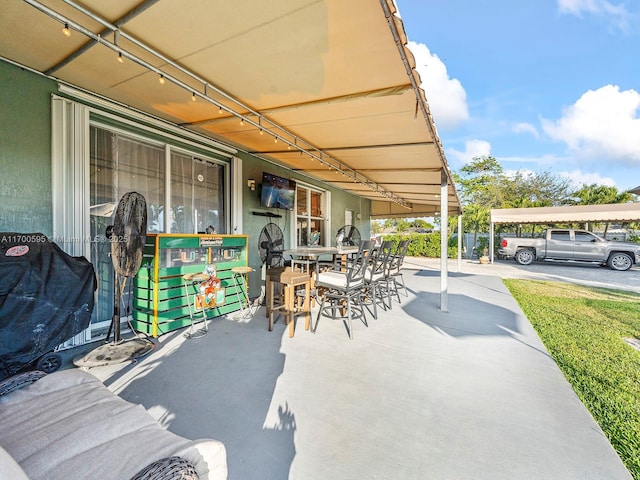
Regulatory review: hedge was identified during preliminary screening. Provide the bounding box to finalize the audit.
[380,232,458,258]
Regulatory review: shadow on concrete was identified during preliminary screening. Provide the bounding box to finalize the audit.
[404,289,520,337]
[94,316,296,480]
[404,270,553,359]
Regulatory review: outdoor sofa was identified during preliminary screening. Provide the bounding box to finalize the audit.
[0,368,227,480]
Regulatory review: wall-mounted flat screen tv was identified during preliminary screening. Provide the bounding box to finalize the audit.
[260,172,296,210]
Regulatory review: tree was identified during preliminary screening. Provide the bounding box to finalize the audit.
[454,156,506,248]
[396,219,410,233]
[571,184,633,235]
[383,219,396,231]
[462,203,490,253]
[454,155,504,207]
[455,156,574,242]
[411,218,432,229]
[501,170,572,210]
[499,170,572,235]
[571,184,632,206]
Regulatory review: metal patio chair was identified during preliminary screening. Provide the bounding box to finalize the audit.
[313,240,374,339]
[389,239,411,302]
[362,240,394,319]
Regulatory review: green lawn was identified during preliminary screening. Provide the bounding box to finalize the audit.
[504,279,640,479]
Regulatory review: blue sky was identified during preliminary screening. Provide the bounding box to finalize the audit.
[396,0,640,192]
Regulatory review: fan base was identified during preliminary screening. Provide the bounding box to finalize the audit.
[72,338,155,369]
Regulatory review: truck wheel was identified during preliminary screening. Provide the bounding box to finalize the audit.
[514,249,534,265]
[607,253,633,271]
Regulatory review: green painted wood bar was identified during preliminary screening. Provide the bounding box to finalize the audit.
[132,234,250,336]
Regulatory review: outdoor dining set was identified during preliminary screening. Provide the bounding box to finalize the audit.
[266,239,412,339]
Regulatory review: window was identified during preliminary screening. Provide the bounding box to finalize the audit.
[550,231,571,242]
[296,184,325,247]
[574,232,597,243]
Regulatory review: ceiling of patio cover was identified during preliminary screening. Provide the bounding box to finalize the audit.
[491,203,640,225]
[0,0,461,219]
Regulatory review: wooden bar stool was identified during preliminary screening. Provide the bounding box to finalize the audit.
[268,269,311,338]
[265,266,287,319]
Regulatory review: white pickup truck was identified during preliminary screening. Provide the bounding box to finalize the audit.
[498,229,640,271]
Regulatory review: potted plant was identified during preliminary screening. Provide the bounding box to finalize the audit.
[477,237,490,264]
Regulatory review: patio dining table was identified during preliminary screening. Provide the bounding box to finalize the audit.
[283,246,359,274]
[281,246,360,313]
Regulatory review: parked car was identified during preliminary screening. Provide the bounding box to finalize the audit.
[498,228,640,271]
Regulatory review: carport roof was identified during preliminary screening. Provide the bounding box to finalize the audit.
[491,203,640,224]
[0,0,461,218]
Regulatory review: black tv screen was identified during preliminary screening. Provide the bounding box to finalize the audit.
[260,172,296,210]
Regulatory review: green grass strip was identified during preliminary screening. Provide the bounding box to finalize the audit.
[503,279,640,479]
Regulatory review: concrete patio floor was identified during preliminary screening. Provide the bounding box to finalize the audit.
[81,262,633,480]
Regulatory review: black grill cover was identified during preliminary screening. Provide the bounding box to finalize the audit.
[0,233,97,380]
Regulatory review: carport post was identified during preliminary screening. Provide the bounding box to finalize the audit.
[490,221,495,263]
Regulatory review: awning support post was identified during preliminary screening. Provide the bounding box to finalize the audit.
[457,214,462,272]
[440,169,449,312]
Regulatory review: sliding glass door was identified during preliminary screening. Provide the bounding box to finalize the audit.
[170,152,225,234]
[89,125,228,327]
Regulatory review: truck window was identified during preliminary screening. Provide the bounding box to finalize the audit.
[550,231,571,242]
[574,232,597,243]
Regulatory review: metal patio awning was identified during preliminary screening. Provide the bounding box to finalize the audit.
[491,203,640,225]
[0,0,461,219]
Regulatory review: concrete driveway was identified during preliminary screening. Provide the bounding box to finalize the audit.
[407,256,640,294]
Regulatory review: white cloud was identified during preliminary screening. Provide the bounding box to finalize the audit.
[506,166,617,191]
[447,139,491,165]
[557,169,617,189]
[407,41,469,130]
[541,85,640,164]
[513,122,540,138]
[501,153,560,165]
[557,0,631,30]
[504,168,535,179]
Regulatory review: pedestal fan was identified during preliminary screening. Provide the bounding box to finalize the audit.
[74,192,154,368]
[336,225,361,246]
[258,222,285,268]
[254,222,286,310]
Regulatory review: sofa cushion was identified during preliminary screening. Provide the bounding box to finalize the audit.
[0,445,29,480]
[317,271,351,289]
[0,369,227,480]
